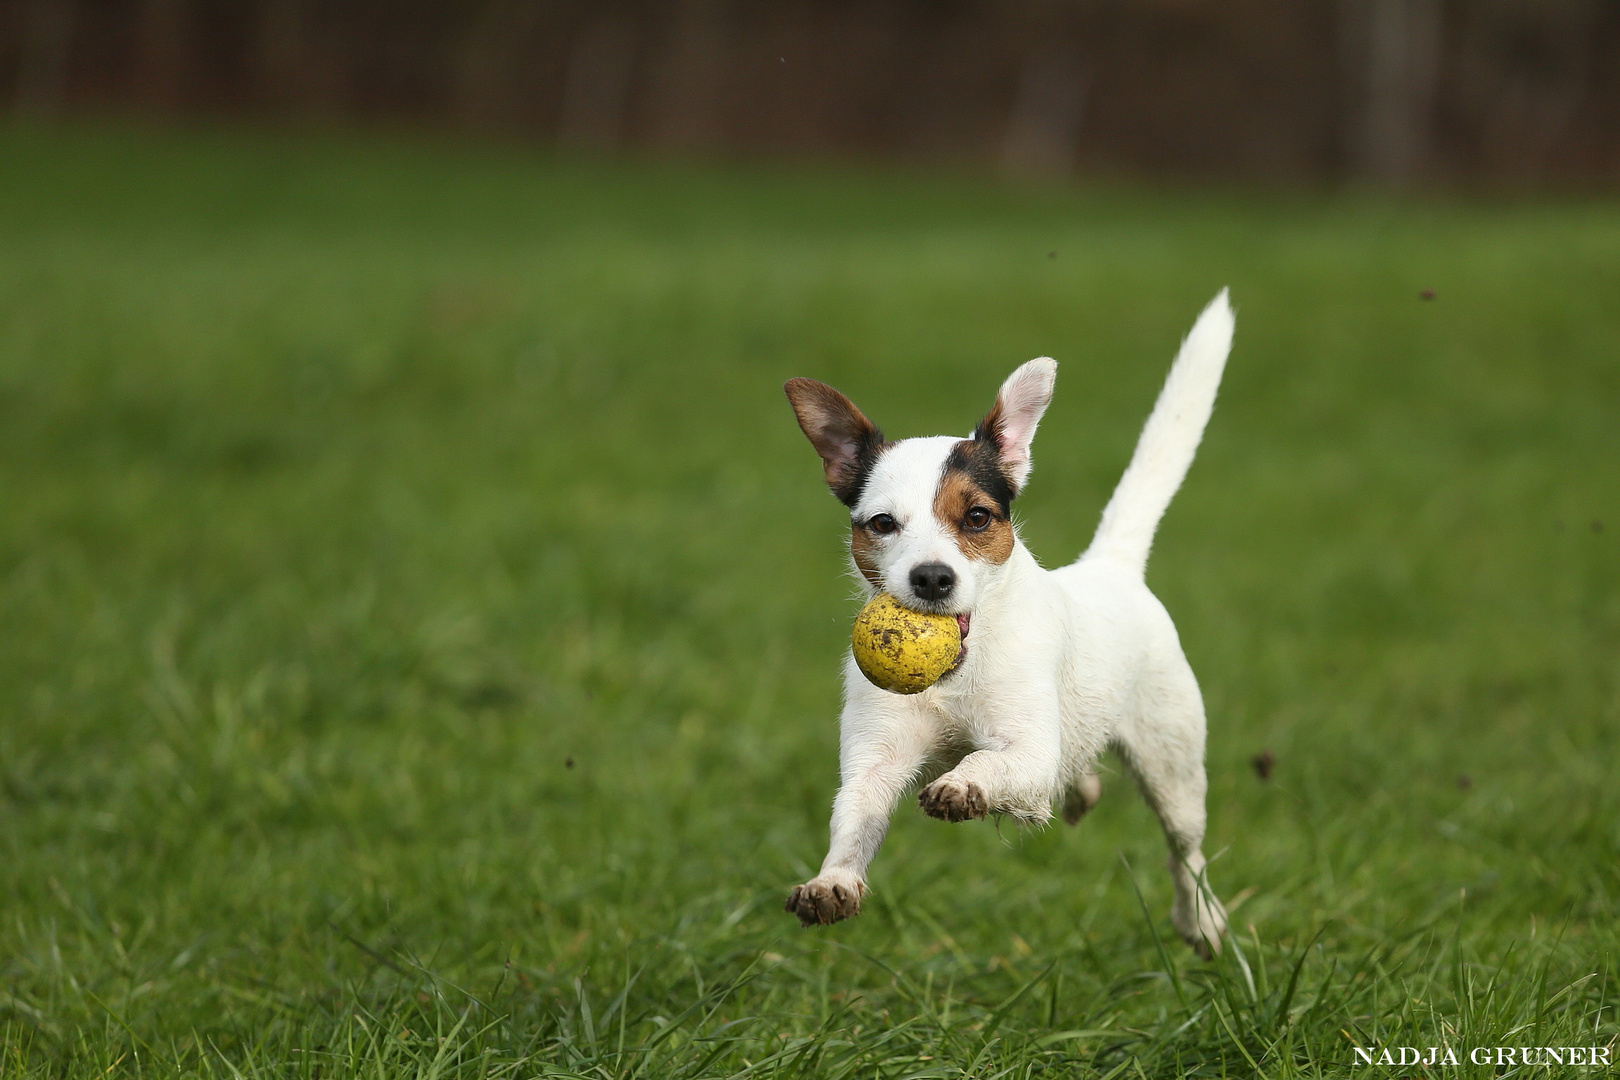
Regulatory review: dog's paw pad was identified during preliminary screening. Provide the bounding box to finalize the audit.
[917,778,988,822]
[785,878,862,926]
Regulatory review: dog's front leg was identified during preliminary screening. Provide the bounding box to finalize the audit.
[786,700,932,927]
[918,701,1062,825]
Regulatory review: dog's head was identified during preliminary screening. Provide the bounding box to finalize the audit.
[784,358,1055,617]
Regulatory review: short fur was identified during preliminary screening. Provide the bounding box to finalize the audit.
[782,291,1236,955]
[934,469,1014,565]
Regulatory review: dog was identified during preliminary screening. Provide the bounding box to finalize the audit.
[781,291,1235,955]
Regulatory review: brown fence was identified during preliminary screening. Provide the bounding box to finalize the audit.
[5,0,1618,185]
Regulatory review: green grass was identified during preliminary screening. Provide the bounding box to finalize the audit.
[1,122,1618,1078]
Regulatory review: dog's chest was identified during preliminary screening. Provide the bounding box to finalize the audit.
[919,679,1011,749]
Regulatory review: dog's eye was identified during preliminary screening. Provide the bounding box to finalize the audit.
[867,513,898,535]
[964,507,992,530]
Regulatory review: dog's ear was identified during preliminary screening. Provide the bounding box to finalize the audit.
[784,378,886,506]
[974,358,1055,495]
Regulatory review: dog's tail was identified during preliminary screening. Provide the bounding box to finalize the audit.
[1082,290,1233,577]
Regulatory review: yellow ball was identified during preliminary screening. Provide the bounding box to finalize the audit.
[851,593,963,695]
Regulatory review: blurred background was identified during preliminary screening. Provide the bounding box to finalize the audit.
[5,0,1620,187]
[3,3,1619,1076]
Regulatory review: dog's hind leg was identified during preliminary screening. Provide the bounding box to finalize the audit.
[1114,663,1227,957]
[1061,770,1102,825]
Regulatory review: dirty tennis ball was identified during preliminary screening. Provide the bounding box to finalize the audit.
[851,593,962,695]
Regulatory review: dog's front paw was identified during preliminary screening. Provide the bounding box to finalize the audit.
[918,777,988,822]
[785,876,864,926]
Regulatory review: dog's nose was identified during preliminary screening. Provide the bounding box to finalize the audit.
[909,562,956,602]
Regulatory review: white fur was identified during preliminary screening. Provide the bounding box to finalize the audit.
[786,291,1236,955]
[1088,290,1234,574]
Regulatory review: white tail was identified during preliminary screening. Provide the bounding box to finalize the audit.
[1083,290,1234,576]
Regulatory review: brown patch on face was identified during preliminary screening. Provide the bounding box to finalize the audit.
[849,526,883,585]
[934,462,1015,564]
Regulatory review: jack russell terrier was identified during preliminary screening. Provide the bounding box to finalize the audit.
[782,291,1235,955]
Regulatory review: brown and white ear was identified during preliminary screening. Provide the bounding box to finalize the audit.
[974,357,1056,494]
[784,378,887,506]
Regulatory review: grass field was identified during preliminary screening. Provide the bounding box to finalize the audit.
[1,123,1617,1078]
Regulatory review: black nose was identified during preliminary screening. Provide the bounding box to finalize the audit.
[909,562,956,602]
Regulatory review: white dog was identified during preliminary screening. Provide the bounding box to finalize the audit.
[782,291,1235,955]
